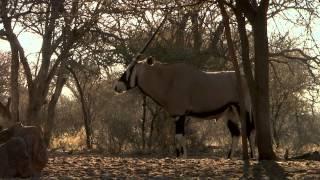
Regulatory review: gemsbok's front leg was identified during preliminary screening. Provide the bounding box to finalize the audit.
[175,116,187,158]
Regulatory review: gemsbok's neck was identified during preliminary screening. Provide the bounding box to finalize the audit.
[137,65,170,107]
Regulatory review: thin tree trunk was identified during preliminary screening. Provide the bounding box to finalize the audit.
[218,0,249,160]
[209,22,224,55]
[147,107,159,151]
[141,95,147,151]
[234,5,255,100]
[148,114,155,151]
[1,2,20,123]
[68,67,93,149]
[272,119,280,148]
[234,6,255,158]
[0,100,11,121]
[191,10,201,54]
[174,13,189,49]
[44,66,68,146]
[9,47,20,123]
[271,98,286,148]
[0,99,12,128]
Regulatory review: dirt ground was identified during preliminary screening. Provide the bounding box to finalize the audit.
[41,152,320,179]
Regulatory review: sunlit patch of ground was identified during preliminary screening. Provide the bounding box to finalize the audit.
[41,152,320,179]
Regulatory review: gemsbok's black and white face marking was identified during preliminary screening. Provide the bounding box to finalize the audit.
[114,61,138,93]
[114,55,154,93]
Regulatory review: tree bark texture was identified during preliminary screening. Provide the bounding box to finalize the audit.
[250,4,277,160]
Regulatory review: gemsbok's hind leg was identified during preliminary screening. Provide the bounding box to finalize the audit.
[246,111,255,158]
[227,119,240,158]
[175,116,187,158]
[223,105,241,158]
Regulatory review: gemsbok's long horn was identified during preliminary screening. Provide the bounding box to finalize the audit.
[136,8,171,59]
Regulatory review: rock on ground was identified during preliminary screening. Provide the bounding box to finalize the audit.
[0,123,48,178]
[0,137,33,177]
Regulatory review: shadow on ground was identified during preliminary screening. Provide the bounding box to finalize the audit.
[242,160,289,180]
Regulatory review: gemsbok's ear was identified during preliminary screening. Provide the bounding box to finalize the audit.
[147,56,154,65]
[135,53,143,61]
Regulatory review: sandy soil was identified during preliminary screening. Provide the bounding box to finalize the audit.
[41,152,320,179]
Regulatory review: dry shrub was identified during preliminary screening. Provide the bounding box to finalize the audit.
[146,111,175,154]
[93,85,143,154]
[186,118,232,155]
[95,111,138,153]
[50,128,87,151]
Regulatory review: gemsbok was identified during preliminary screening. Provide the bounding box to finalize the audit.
[114,56,255,158]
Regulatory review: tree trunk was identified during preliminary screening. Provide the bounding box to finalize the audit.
[209,22,224,55]
[0,99,11,126]
[252,12,277,160]
[1,2,20,123]
[235,0,277,160]
[271,99,286,148]
[234,7,255,159]
[141,95,147,151]
[68,67,93,149]
[44,66,68,146]
[272,120,280,148]
[234,7,255,100]
[9,47,20,123]
[26,91,44,125]
[191,10,201,54]
[174,13,189,49]
[148,113,155,151]
[147,103,161,151]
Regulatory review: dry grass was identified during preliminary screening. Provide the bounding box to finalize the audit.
[50,128,87,151]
